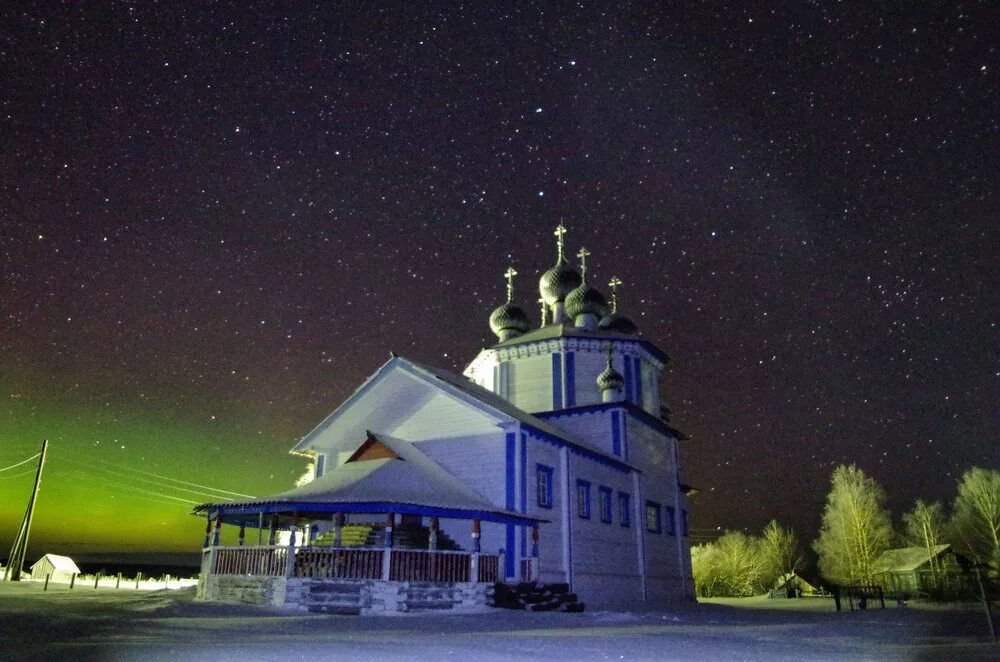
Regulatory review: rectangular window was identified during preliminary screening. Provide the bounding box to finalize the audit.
[598,486,612,523]
[681,509,689,537]
[536,464,554,509]
[618,492,631,527]
[645,501,662,533]
[315,454,326,478]
[577,480,591,519]
[665,505,676,536]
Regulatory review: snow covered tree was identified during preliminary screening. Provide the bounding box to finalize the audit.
[949,467,1000,572]
[690,531,765,597]
[813,464,893,585]
[759,519,801,590]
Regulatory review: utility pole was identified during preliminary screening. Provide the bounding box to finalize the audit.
[4,439,48,581]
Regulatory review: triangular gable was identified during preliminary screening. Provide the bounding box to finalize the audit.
[347,432,401,463]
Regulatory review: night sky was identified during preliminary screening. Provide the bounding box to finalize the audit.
[2,3,997,558]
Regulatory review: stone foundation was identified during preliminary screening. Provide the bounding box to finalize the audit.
[199,575,492,614]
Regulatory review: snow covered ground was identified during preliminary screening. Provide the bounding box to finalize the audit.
[0,582,995,661]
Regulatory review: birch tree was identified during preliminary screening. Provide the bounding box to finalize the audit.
[950,467,1000,572]
[902,499,945,584]
[760,519,802,589]
[813,464,893,584]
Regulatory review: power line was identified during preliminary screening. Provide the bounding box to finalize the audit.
[65,469,201,507]
[0,453,41,473]
[0,468,37,481]
[56,449,256,499]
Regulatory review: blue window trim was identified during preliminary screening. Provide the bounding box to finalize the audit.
[618,492,631,527]
[577,479,591,519]
[598,486,612,524]
[611,411,622,457]
[536,464,554,509]
[645,500,662,534]
[666,505,676,536]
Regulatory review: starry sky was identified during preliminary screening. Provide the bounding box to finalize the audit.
[2,2,998,558]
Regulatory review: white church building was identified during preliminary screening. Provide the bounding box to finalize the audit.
[195,225,694,612]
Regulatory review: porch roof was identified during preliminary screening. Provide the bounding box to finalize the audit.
[194,431,542,527]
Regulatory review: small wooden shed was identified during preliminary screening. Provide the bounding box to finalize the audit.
[30,554,81,582]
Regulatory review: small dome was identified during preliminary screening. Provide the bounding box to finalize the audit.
[539,260,582,305]
[597,364,625,392]
[565,284,609,320]
[489,302,530,338]
[599,313,638,335]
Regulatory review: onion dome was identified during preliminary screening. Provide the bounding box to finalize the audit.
[539,223,582,305]
[597,346,625,401]
[491,266,530,341]
[565,283,609,319]
[490,302,530,338]
[599,313,638,335]
[599,275,638,334]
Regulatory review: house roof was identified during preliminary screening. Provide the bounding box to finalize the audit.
[195,431,541,526]
[32,554,80,573]
[872,544,951,573]
[293,354,636,472]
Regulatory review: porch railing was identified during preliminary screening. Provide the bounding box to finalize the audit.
[205,545,498,583]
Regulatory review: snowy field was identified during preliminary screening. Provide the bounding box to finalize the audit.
[0,583,996,661]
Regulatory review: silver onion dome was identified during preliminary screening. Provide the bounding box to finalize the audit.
[565,283,609,320]
[539,260,582,306]
[597,363,625,393]
[489,302,530,338]
[599,313,638,335]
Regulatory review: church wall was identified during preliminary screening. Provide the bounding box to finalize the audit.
[505,355,553,413]
[524,436,566,583]
[538,409,619,459]
[386,392,500,441]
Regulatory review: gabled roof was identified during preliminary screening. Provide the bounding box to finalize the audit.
[32,554,80,573]
[293,355,635,471]
[195,432,540,526]
[872,544,951,573]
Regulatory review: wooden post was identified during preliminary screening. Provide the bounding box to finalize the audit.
[116,573,121,589]
[268,516,278,545]
[69,573,76,589]
[470,519,481,582]
[334,513,344,547]
[428,517,439,551]
[135,572,142,589]
[44,573,50,591]
[530,525,540,581]
[238,521,246,547]
[285,526,298,578]
[3,439,48,581]
[212,514,223,547]
[381,513,394,580]
[203,515,212,549]
[974,565,996,642]
[94,572,101,589]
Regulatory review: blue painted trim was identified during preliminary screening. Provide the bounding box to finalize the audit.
[535,464,554,508]
[633,357,643,405]
[598,486,612,524]
[576,480,591,519]
[524,425,633,473]
[536,401,683,439]
[564,351,575,407]
[618,492,631,527]
[506,524,515,577]
[611,411,622,457]
[645,500,662,534]
[202,501,542,526]
[551,353,563,409]
[520,433,527,513]
[623,357,633,402]
[505,433,516,511]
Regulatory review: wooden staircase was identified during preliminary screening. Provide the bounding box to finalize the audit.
[491,582,585,612]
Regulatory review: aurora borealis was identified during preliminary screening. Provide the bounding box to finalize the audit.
[2,3,997,560]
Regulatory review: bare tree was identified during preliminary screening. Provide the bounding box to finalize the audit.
[813,464,893,585]
[691,531,765,597]
[949,467,1000,572]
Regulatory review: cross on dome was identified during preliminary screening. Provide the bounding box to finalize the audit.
[503,266,518,303]
[576,247,591,283]
[554,223,568,262]
[608,276,623,313]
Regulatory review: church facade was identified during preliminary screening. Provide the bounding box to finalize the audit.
[196,225,694,609]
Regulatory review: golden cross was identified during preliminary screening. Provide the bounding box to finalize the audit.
[608,276,622,313]
[503,266,518,303]
[554,223,568,261]
[576,247,591,282]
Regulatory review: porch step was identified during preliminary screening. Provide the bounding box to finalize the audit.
[403,583,461,611]
[308,604,362,616]
[491,582,585,613]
